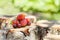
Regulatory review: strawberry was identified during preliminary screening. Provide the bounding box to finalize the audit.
[17,14,25,20]
[20,19,27,27]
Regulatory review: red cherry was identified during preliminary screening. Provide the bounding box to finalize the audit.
[26,18,30,23]
[17,24,21,28]
[17,14,25,20]
[13,24,17,28]
[12,20,19,25]
[27,22,31,26]
[12,20,19,28]
[26,18,31,26]
[20,19,27,27]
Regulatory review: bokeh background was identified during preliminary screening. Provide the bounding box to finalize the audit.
[0,0,60,20]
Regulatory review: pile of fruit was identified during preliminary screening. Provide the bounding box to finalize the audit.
[12,14,31,28]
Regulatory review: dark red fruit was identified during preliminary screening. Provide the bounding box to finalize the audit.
[27,22,31,26]
[17,14,25,20]
[12,20,19,25]
[26,18,31,26]
[17,24,21,28]
[26,18,30,23]
[12,20,19,28]
[13,24,17,28]
[20,19,27,27]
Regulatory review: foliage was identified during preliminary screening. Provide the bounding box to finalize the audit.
[0,0,19,15]
[0,0,60,20]
[14,0,60,12]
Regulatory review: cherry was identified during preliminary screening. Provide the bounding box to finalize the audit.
[26,18,31,26]
[26,18,30,22]
[20,19,27,27]
[13,24,17,28]
[12,20,19,25]
[27,22,31,26]
[17,24,21,28]
[17,14,25,20]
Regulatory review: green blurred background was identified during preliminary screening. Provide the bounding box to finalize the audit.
[0,0,60,20]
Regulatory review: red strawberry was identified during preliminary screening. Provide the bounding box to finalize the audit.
[17,14,26,20]
[20,19,27,27]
